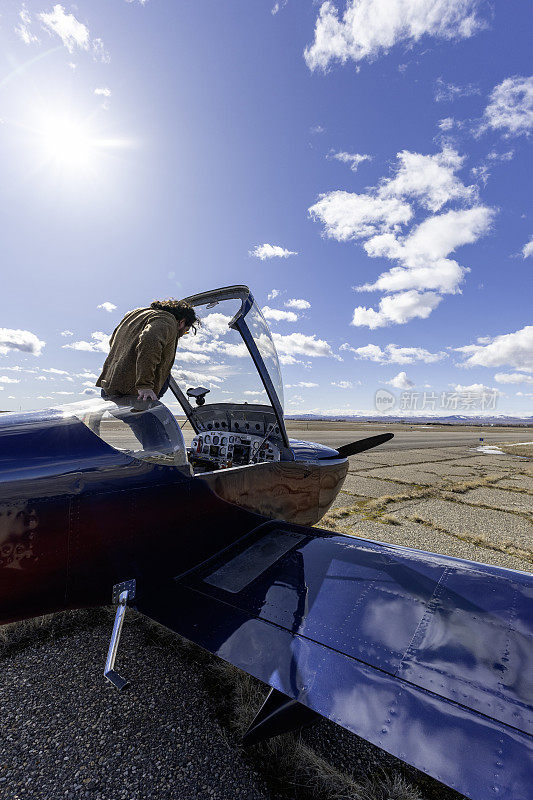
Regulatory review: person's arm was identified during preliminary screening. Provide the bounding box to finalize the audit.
[135,319,174,399]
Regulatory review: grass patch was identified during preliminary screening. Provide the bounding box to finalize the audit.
[498,443,533,458]
[406,516,533,565]
[204,661,426,800]
[0,607,114,658]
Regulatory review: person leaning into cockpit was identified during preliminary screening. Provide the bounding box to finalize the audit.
[96,298,200,451]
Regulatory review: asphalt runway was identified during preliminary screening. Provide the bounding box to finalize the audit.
[180,421,531,452]
[283,424,531,451]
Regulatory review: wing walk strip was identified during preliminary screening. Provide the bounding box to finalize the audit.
[179,578,531,738]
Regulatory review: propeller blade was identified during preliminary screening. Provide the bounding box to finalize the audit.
[324,432,394,459]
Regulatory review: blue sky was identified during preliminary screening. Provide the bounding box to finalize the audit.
[0,0,532,416]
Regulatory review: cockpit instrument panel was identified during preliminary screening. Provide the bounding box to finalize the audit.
[188,431,280,471]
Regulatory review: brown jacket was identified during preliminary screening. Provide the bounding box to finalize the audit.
[96,308,179,397]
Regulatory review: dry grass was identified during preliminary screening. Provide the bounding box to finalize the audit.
[0,607,114,656]
[205,661,425,800]
[406,515,533,565]
[498,443,533,458]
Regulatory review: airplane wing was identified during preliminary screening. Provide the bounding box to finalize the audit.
[136,519,533,800]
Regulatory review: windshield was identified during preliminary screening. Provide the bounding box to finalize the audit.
[244,300,284,409]
[173,297,278,408]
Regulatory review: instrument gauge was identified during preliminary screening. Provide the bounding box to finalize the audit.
[221,437,227,445]
[204,435,211,444]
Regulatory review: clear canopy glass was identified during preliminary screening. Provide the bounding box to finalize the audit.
[173,295,284,411]
[245,300,284,409]
[56,397,188,465]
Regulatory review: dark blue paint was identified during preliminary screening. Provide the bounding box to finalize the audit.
[289,438,340,460]
[139,523,533,800]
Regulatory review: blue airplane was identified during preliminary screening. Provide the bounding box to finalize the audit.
[1,286,531,800]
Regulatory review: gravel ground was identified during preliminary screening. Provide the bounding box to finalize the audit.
[0,612,462,800]
[0,616,281,800]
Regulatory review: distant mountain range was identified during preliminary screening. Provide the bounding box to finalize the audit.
[285,414,533,426]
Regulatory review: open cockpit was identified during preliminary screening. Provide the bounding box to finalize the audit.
[64,286,295,475]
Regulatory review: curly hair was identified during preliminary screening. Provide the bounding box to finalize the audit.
[150,299,200,334]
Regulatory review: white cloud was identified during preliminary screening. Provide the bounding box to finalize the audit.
[434,77,480,103]
[249,244,298,259]
[75,371,98,379]
[286,382,319,388]
[42,367,69,375]
[97,301,117,313]
[39,4,109,62]
[328,151,372,172]
[494,372,533,385]
[522,236,533,259]
[172,368,223,388]
[94,87,111,97]
[487,149,514,162]
[358,206,494,295]
[15,8,40,44]
[36,375,47,381]
[261,306,298,323]
[341,342,446,363]
[60,330,73,337]
[455,326,533,372]
[62,331,110,353]
[352,290,443,328]
[482,76,533,137]
[0,328,45,356]
[438,117,456,131]
[470,164,490,186]
[82,387,99,396]
[271,0,288,14]
[311,146,493,327]
[331,380,353,388]
[279,354,306,366]
[201,313,231,336]
[387,371,414,389]
[305,0,486,71]
[285,298,311,310]
[272,332,340,359]
[267,289,281,301]
[177,351,212,364]
[451,382,501,395]
[309,191,412,240]
[378,148,476,212]
[0,376,20,384]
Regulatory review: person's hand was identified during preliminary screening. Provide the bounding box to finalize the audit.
[137,388,158,402]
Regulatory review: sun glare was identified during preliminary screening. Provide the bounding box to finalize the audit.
[40,114,98,170]
[29,110,131,178]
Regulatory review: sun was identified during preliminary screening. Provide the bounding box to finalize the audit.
[39,114,98,171]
